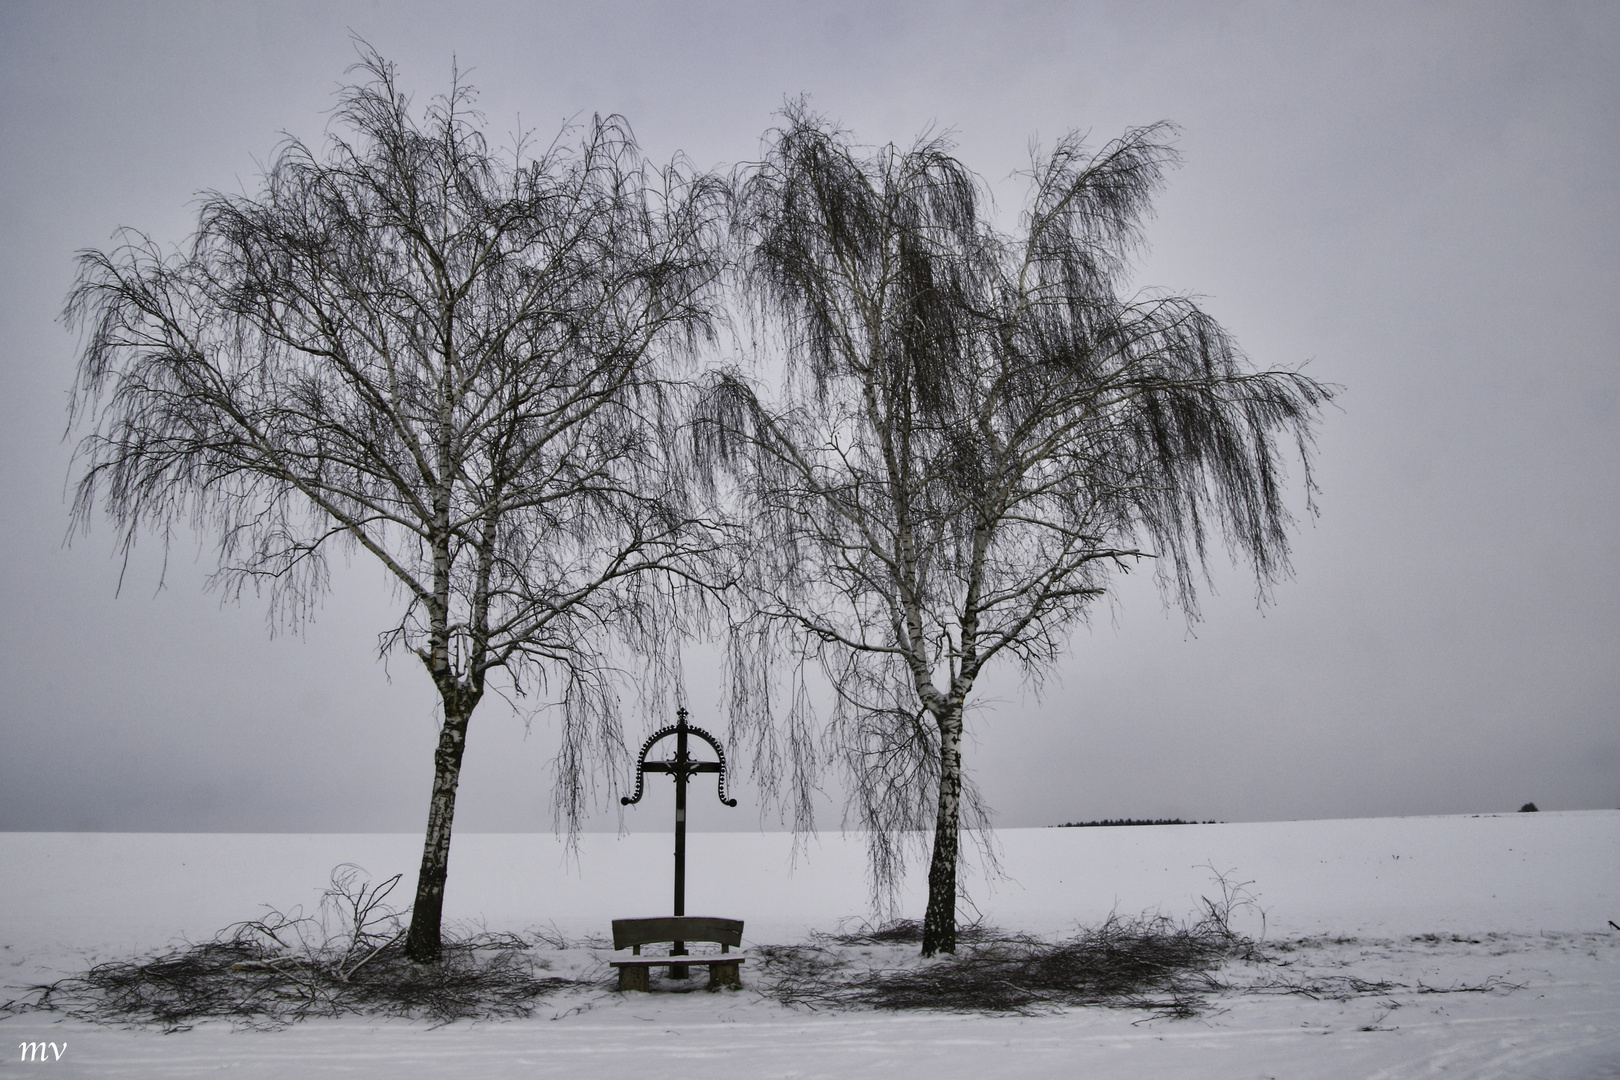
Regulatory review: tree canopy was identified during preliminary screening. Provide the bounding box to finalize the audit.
[66,53,728,960]
[711,106,1333,954]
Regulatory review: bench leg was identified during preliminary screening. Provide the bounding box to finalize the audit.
[707,961,741,990]
[617,966,650,992]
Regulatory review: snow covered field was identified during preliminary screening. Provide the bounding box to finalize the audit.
[3,811,1617,1078]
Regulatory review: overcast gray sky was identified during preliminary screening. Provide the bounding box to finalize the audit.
[1,1,1615,834]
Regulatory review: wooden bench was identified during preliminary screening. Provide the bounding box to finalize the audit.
[608,916,746,991]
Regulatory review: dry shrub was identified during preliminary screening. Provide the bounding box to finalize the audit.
[763,870,1266,1018]
[765,913,1247,1018]
[815,917,1000,947]
[21,866,586,1031]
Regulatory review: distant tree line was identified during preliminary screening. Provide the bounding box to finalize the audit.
[1052,818,1224,828]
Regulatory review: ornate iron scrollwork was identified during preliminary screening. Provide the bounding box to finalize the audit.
[622,708,736,807]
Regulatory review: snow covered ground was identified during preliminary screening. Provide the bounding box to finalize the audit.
[2,811,1617,1078]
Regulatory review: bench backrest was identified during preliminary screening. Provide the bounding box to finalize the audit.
[612,916,744,951]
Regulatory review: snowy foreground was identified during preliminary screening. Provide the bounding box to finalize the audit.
[2,811,1617,1078]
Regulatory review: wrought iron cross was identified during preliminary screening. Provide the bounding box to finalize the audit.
[622,708,736,922]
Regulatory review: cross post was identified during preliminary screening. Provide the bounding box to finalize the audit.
[622,708,736,977]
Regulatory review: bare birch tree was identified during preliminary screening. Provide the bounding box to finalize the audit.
[65,53,727,961]
[711,108,1333,955]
